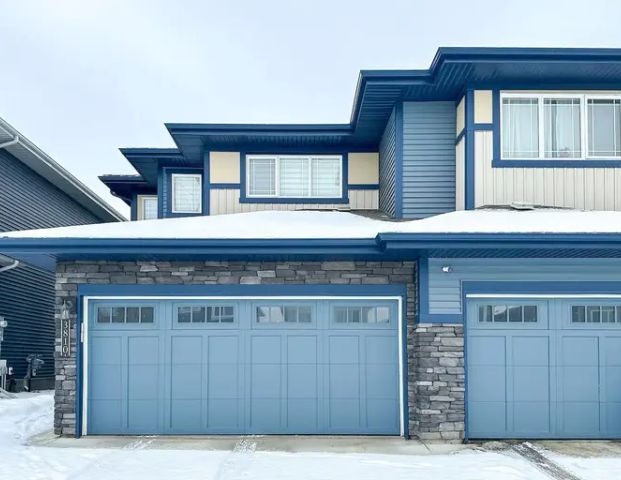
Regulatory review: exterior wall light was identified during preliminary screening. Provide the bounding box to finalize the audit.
[441,266,452,273]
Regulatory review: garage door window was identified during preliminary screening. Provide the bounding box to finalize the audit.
[478,304,538,323]
[256,305,312,324]
[571,305,621,324]
[176,305,235,324]
[96,306,154,324]
[333,306,391,325]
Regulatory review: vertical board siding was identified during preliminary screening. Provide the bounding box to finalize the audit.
[402,102,456,219]
[0,150,100,230]
[208,189,378,215]
[455,138,465,210]
[428,258,621,315]
[475,131,621,210]
[379,108,397,217]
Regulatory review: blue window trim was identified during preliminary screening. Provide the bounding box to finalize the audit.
[129,193,138,221]
[163,166,204,218]
[348,183,379,190]
[491,88,621,168]
[239,151,349,204]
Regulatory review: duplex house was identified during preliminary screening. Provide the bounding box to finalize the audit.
[2,48,621,440]
[0,117,123,391]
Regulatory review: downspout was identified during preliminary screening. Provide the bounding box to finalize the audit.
[0,136,20,150]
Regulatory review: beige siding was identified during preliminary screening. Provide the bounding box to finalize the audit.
[456,96,465,134]
[474,90,493,124]
[209,152,240,183]
[455,138,465,210]
[348,152,379,184]
[475,130,621,210]
[209,189,378,215]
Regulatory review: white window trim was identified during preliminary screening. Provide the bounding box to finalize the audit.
[500,91,621,161]
[171,173,202,214]
[137,195,158,220]
[245,154,343,199]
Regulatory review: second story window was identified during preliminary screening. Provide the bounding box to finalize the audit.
[247,155,342,198]
[171,173,202,214]
[138,195,158,220]
[501,92,621,160]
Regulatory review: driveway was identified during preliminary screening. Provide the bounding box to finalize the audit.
[2,392,620,480]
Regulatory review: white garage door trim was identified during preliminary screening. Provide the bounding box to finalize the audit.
[81,295,405,436]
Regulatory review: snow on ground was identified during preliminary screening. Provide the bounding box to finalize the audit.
[547,453,621,480]
[4,208,621,240]
[0,391,615,480]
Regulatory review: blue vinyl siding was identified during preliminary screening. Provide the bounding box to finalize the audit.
[0,149,103,382]
[0,149,101,230]
[379,108,397,217]
[402,102,456,219]
[0,261,54,378]
[428,258,621,315]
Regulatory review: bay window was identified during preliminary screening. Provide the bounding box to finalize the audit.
[501,92,621,160]
[246,155,342,198]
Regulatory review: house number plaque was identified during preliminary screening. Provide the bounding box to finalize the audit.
[61,318,71,357]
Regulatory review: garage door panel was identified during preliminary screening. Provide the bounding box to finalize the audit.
[512,336,549,367]
[604,367,621,402]
[513,366,550,402]
[561,366,599,401]
[468,401,507,435]
[513,402,551,434]
[468,366,506,402]
[561,402,600,435]
[468,336,505,366]
[604,403,621,436]
[560,336,599,366]
[88,297,400,435]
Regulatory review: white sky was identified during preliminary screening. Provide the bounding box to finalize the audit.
[1,0,620,218]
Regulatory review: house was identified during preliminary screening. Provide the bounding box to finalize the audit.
[2,47,621,440]
[0,117,124,391]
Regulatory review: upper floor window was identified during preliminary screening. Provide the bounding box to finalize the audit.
[501,92,621,160]
[137,195,158,220]
[246,155,342,198]
[171,173,202,213]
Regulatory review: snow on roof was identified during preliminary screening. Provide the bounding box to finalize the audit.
[2,209,621,241]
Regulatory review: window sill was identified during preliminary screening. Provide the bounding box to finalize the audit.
[239,197,349,204]
[492,159,621,168]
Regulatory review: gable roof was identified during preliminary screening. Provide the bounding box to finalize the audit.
[0,117,125,222]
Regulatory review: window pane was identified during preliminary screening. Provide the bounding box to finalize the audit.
[141,307,154,323]
[334,307,347,323]
[249,158,276,196]
[279,158,310,197]
[97,307,111,323]
[126,307,140,323]
[348,307,361,323]
[478,305,493,323]
[376,307,390,324]
[220,306,235,323]
[192,306,206,323]
[572,306,586,323]
[493,305,507,322]
[362,307,376,324]
[284,306,298,323]
[523,306,538,323]
[178,306,192,323]
[508,305,523,323]
[601,306,616,323]
[588,99,621,157]
[586,306,601,323]
[111,307,125,323]
[172,175,201,213]
[543,98,582,158]
[502,98,539,158]
[141,197,158,220]
[311,157,341,197]
[299,306,312,323]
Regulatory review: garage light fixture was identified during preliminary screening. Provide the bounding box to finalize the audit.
[441,265,452,273]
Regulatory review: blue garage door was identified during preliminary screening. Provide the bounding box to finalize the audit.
[467,298,621,439]
[86,298,400,435]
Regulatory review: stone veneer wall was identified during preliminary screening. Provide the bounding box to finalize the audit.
[54,260,416,436]
[410,323,465,440]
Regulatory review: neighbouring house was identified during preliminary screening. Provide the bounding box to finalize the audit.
[2,47,621,440]
[0,117,124,391]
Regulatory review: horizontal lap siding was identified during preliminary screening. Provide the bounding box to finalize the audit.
[0,150,100,230]
[428,258,621,315]
[379,108,397,217]
[475,131,621,209]
[402,102,456,219]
